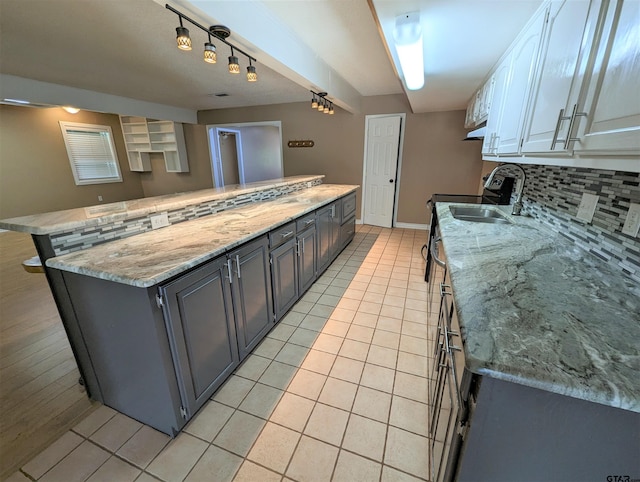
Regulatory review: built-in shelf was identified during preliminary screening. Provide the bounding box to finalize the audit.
[120,116,189,173]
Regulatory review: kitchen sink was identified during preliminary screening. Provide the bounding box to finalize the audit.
[449,206,512,224]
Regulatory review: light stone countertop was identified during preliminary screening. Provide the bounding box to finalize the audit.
[0,175,324,235]
[436,202,640,413]
[46,184,357,288]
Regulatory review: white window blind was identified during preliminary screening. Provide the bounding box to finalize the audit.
[59,122,122,185]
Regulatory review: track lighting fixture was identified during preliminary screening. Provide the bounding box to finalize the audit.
[167,4,257,82]
[228,47,240,74]
[176,17,192,51]
[204,34,217,63]
[309,90,335,117]
[247,59,257,82]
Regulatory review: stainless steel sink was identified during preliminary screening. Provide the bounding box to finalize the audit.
[449,206,512,224]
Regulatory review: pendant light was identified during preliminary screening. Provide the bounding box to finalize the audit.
[311,93,318,109]
[246,59,257,82]
[175,17,191,51]
[228,47,240,74]
[204,34,217,63]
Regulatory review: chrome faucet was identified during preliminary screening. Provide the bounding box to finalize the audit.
[484,163,527,215]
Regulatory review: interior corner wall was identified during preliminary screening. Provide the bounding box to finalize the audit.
[0,104,145,219]
[198,95,484,225]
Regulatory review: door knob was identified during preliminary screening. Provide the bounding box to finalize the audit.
[389,179,394,183]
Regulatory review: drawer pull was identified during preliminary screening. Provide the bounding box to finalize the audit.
[305,219,315,225]
[280,231,294,239]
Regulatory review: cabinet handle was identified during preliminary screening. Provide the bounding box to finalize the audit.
[439,283,451,297]
[563,103,588,150]
[430,237,446,268]
[235,255,241,278]
[302,237,305,254]
[226,259,233,283]
[305,219,314,226]
[295,240,300,256]
[280,231,294,239]
[550,108,567,150]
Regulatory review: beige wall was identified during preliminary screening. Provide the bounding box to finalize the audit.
[199,94,484,225]
[139,123,213,198]
[0,106,212,219]
[0,105,144,219]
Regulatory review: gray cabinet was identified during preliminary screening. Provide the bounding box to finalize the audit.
[229,236,274,360]
[270,237,299,322]
[297,223,317,295]
[161,258,239,419]
[316,202,340,274]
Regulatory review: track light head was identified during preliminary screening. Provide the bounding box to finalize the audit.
[247,64,257,82]
[204,42,217,63]
[176,26,192,50]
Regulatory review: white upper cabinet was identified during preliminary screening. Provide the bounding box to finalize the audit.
[482,58,511,156]
[495,6,548,155]
[571,0,640,155]
[479,0,640,172]
[520,1,595,154]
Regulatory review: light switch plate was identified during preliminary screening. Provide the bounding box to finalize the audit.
[622,203,640,237]
[576,193,599,223]
[150,212,169,230]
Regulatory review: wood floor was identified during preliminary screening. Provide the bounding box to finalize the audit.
[0,231,95,480]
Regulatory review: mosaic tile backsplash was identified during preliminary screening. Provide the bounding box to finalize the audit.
[50,178,323,255]
[518,165,640,283]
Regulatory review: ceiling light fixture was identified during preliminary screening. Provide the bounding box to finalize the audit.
[393,12,424,91]
[204,34,217,64]
[175,16,192,51]
[309,90,335,117]
[247,59,257,82]
[228,47,240,74]
[62,106,80,114]
[167,4,257,82]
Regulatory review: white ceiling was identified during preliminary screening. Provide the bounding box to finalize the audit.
[0,0,543,117]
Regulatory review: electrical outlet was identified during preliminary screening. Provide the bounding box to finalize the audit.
[622,203,640,237]
[98,195,103,202]
[307,181,313,188]
[576,193,599,223]
[150,212,169,229]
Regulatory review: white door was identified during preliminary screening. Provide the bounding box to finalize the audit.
[363,115,402,228]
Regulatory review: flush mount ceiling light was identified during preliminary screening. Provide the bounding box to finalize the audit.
[167,4,257,82]
[393,12,424,91]
[309,90,335,116]
[62,106,80,114]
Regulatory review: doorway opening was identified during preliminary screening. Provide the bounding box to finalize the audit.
[361,114,406,228]
[207,121,284,188]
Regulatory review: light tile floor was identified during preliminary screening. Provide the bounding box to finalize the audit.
[10,225,439,482]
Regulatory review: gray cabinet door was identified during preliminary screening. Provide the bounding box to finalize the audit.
[229,236,274,360]
[161,257,238,419]
[271,237,299,321]
[298,226,317,294]
[316,202,337,274]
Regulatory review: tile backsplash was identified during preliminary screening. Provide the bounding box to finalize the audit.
[50,178,323,256]
[520,165,640,283]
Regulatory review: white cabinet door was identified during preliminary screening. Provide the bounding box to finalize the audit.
[520,0,595,154]
[572,0,640,155]
[496,6,548,155]
[482,58,511,156]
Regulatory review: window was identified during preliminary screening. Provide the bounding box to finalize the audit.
[59,121,122,185]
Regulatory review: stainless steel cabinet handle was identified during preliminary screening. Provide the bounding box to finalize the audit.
[302,237,305,254]
[439,283,451,297]
[563,103,587,150]
[305,219,314,225]
[235,255,241,278]
[430,237,446,268]
[550,108,567,150]
[226,259,233,283]
[280,231,294,239]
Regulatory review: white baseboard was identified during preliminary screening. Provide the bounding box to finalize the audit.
[394,222,429,230]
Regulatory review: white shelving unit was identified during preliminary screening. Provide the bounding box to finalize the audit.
[119,116,189,173]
